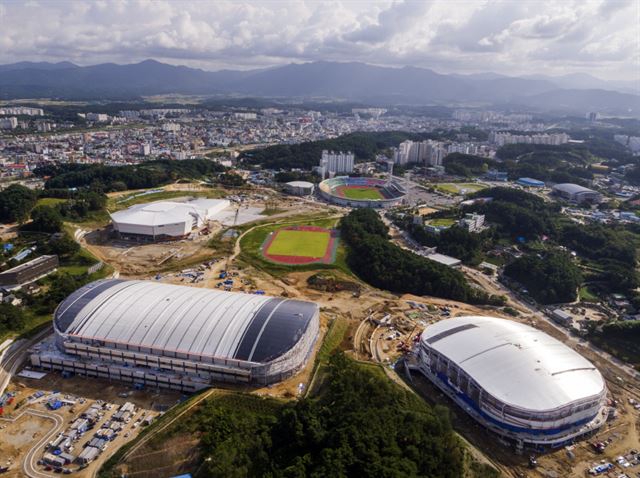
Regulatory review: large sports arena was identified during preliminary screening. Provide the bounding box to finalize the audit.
[31,279,319,391]
[415,316,608,449]
[319,176,406,208]
[110,198,230,242]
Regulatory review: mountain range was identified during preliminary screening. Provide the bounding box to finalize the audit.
[0,59,638,115]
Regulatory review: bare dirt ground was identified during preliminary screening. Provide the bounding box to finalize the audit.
[30,184,640,478]
[0,374,181,478]
[82,187,330,278]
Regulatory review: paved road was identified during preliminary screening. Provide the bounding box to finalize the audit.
[387,224,640,383]
[461,265,640,381]
[22,409,64,478]
[0,406,64,478]
[0,326,52,397]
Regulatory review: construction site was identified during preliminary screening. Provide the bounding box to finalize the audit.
[2,180,638,478]
[0,371,180,477]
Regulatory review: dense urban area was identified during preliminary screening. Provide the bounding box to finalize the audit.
[0,85,639,478]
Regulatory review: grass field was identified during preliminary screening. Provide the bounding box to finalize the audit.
[239,215,351,277]
[36,197,68,207]
[434,182,488,195]
[579,286,599,302]
[340,187,384,200]
[267,229,331,258]
[428,218,456,227]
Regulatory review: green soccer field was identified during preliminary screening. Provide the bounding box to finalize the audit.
[434,182,488,195]
[340,187,384,200]
[267,230,331,257]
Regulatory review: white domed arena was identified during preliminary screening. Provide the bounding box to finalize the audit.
[31,279,320,392]
[415,316,608,449]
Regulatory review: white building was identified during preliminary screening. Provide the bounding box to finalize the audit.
[552,183,602,204]
[284,181,315,196]
[352,108,387,118]
[36,122,52,133]
[139,143,151,156]
[415,316,608,448]
[458,213,485,232]
[110,198,230,241]
[490,132,570,146]
[321,150,354,174]
[394,140,444,166]
[0,107,44,116]
[234,112,257,120]
[162,122,181,132]
[0,117,18,130]
[33,279,320,390]
[174,151,188,160]
[86,113,109,122]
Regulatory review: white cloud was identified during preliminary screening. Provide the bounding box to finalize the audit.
[0,0,637,80]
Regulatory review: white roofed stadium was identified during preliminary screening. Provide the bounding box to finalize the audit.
[415,316,608,449]
[110,198,230,242]
[31,280,319,391]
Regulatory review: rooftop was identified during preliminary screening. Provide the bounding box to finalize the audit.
[110,198,229,226]
[553,183,597,194]
[54,279,318,364]
[0,254,57,274]
[421,316,605,411]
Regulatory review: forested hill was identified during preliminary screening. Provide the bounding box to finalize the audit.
[35,159,226,191]
[340,208,504,305]
[191,354,488,478]
[241,131,440,170]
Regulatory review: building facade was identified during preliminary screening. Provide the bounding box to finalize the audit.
[414,316,608,449]
[321,150,354,174]
[32,280,320,391]
[0,255,59,287]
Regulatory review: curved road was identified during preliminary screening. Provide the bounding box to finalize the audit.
[22,409,64,478]
[0,326,52,396]
[0,407,64,478]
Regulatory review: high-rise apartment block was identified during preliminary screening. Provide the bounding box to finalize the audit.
[321,150,354,174]
[489,131,569,146]
[393,140,444,166]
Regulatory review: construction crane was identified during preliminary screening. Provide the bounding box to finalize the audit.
[397,323,421,353]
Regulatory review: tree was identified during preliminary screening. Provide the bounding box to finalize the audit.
[198,353,466,478]
[0,184,37,223]
[43,233,80,258]
[218,172,246,187]
[340,209,491,304]
[504,252,582,304]
[29,206,63,233]
[0,303,26,335]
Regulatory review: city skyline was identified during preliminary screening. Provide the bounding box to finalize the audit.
[0,0,638,82]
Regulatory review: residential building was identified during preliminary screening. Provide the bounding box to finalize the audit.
[321,150,354,174]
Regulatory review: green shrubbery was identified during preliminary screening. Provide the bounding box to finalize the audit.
[196,354,465,478]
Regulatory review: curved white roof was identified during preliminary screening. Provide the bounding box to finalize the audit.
[54,280,318,364]
[111,199,229,227]
[286,181,314,188]
[552,183,595,194]
[421,316,605,411]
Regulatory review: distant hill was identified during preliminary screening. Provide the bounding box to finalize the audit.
[512,88,640,116]
[0,61,78,72]
[522,73,639,95]
[0,59,637,115]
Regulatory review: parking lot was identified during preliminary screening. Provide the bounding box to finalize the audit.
[0,371,181,477]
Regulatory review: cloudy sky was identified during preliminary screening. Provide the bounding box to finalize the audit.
[1,0,638,80]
